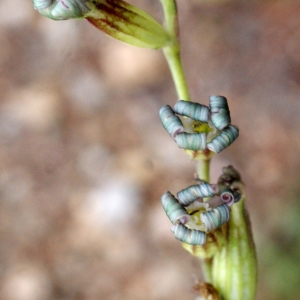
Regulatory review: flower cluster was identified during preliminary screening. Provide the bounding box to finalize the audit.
[159,97,241,245]
[161,166,242,245]
[159,96,239,155]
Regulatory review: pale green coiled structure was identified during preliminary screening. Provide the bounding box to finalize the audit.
[159,105,184,139]
[177,182,218,206]
[33,0,53,9]
[207,124,239,153]
[171,223,206,246]
[220,188,235,206]
[209,95,231,130]
[174,100,210,123]
[210,109,231,131]
[200,203,230,232]
[161,191,190,225]
[32,0,90,20]
[175,132,206,151]
[209,96,229,112]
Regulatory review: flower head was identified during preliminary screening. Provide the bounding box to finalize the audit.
[159,96,239,160]
[161,172,241,249]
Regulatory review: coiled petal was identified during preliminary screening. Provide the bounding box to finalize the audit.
[200,204,230,232]
[220,188,235,207]
[177,183,218,206]
[209,96,231,130]
[175,132,206,151]
[174,100,210,123]
[207,125,239,153]
[171,223,206,245]
[159,105,184,139]
[32,0,90,20]
[161,191,190,225]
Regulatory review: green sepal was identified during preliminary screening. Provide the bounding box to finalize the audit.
[211,183,257,300]
[33,0,171,49]
[85,0,171,49]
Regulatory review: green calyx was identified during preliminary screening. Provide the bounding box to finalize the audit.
[211,187,257,300]
[33,0,171,49]
[85,0,171,49]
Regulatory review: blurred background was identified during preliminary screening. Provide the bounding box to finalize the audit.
[1,0,300,299]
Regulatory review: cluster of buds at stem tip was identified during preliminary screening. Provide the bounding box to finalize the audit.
[32,0,171,49]
[159,96,239,158]
[161,167,241,246]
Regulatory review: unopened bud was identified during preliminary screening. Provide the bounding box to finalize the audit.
[33,0,171,49]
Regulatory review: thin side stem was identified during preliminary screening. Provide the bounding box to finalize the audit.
[160,0,190,101]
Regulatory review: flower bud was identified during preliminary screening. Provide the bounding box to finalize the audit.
[32,0,90,19]
[33,0,171,49]
[85,0,171,48]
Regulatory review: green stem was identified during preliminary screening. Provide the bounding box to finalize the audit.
[201,258,213,283]
[160,0,190,100]
[196,156,210,182]
[196,156,213,282]
[161,0,212,283]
